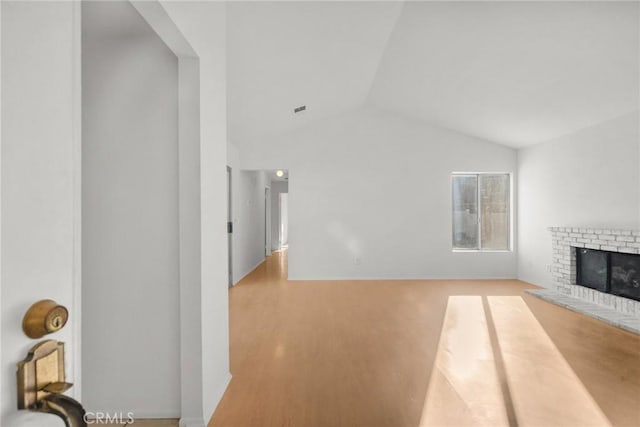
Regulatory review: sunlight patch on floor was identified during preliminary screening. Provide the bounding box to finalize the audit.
[420,295,612,427]
[420,296,509,427]
[488,296,611,427]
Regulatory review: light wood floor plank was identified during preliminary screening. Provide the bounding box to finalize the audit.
[209,250,640,427]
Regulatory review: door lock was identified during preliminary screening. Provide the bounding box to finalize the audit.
[22,299,69,339]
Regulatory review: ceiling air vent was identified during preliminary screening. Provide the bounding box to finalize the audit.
[294,105,306,114]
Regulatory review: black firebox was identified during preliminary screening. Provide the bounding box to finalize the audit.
[576,248,640,302]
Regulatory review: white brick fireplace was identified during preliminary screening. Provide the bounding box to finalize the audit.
[549,227,640,316]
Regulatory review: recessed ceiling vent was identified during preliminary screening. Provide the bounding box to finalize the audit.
[294,105,306,114]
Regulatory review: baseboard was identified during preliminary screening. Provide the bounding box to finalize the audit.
[179,373,231,427]
[130,412,180,419]
[204,372,232,426]
[233,258,266,286]
[179,417,205,427]
[287,275,518,281]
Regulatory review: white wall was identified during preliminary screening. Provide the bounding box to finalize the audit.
[0,1,3,411]
[228,141,272,284]
[0,2,230,426]
[82,1,179,417]
[240,106,518,280]
[517,112,640,288]
[159,2,230,424]
[270,181,289,250]
[280,194,289,247]
[1,2,81,426]
[233,170,267,283]
[227,144,268,284]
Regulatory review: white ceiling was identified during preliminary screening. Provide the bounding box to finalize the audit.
[369,1,639,148]
[227,1,403,144]
[227,1,639,148]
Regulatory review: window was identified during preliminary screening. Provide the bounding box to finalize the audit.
[452,173,511,251]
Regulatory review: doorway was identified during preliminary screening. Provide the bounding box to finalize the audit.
[279,193,289,249]
[82,0,182,417]
[265,187,272,257]
[227,166,233,287]
[267,169,289,277]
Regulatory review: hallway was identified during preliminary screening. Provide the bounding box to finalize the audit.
[211,251,640,427]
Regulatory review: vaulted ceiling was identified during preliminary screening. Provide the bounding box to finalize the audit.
[227,1,403,144]
[227,1,639,148]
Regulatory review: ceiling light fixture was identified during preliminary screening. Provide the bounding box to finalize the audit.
[276,170,284,178]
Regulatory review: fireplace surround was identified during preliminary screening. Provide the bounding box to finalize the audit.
[549,227,640,316]
[576,248,640,301]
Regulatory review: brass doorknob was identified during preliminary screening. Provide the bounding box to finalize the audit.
[22,300,68,339]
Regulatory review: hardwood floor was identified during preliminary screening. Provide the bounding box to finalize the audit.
[210,250,640,427]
